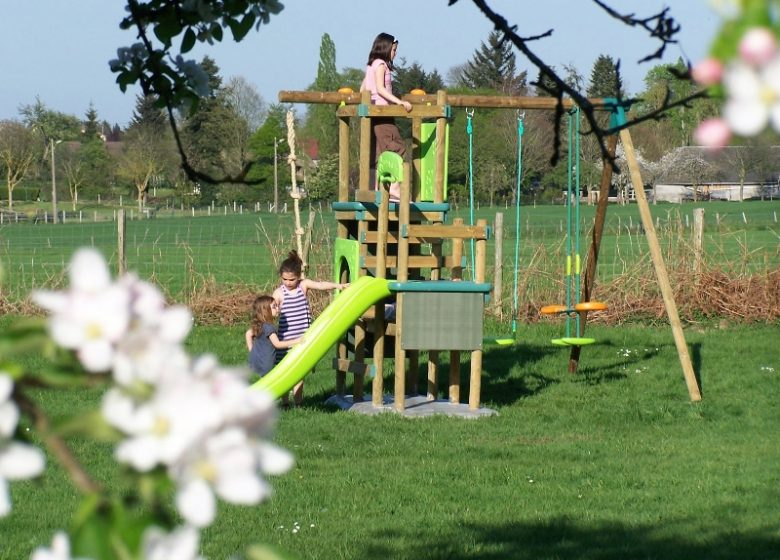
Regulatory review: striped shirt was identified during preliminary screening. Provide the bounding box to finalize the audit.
[276,283,311,363]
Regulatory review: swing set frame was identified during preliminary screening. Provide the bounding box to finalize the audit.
[279,89,702,403]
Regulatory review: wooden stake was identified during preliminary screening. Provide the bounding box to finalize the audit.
[619,129,701,402]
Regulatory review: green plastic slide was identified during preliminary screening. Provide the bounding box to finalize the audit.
[251,276,392,399]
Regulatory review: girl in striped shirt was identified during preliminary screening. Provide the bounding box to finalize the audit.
[272,250,348,407]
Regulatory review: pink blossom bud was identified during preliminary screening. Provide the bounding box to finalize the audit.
[739,27,777,66]
[691,58,724,86]
[694,118,731,150]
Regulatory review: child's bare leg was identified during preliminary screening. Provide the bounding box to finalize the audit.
[389,182,401,201]
[292,380,304,407]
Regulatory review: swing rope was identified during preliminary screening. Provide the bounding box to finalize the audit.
[541,106,607,346]
[466,108,476,277]
[511,111,525,336]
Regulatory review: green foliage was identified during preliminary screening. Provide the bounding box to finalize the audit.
[305,154,338,202]
[246,104,291,200]
[394,62,445,95]
[129,94,168,135]
[112,0,284,113]
[303,34,340,158]
[82,103,101,142]
[457,31,527,94]
[587,54,624,98]
[20,97,82,142]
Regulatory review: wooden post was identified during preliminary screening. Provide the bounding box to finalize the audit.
[619,129,701,402]
[338,115,350,205]
[569,134,618,373]
[372,185,389,407]
[493,212,504,318]
[412,115,422,202]
[359,90,372,192]
[434,90,448,203]
[117,209,126,276]
[693,208,705,277]
[469,219,487,410]
[394,163,412,412]
[449,219,464,403]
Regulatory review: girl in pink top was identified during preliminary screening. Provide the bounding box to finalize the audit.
[360,33,412,202]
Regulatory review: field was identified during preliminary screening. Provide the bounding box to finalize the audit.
[1,200,778,321]
[2,320,779,559]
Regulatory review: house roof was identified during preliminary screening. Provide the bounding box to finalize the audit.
[657,145,780,185]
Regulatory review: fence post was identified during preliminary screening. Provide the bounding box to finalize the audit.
[118,209,126,276]
[693,208,704,276]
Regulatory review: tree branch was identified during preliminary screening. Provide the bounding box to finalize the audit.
[15,389,104,495]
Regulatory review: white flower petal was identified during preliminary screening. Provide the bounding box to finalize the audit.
[0,402,19,438]
[78,340,114,373]
[724,99,769,136]
[0,442,45,479]
[143,525,201,560]
[176,479,215,528]
[0,478,10,517]
[255,442,295,475]
[159,306,193,343]
[31,531,72,560]
[724,62,762,100]
[69,248,111,292]
[0,374,13,402]
[216,473,268,504]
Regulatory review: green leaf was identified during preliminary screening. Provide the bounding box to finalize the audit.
[181,27,197,53]
[211,22,224,42]
[54,409,123,442]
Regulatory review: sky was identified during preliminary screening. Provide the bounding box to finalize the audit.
[0,1,722,128]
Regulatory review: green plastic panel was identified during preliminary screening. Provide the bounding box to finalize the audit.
[333,238,360,283]
[420,122,449,202]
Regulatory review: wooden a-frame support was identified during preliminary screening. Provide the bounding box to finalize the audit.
[568,128,702,402]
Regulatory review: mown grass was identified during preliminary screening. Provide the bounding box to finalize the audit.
[3,320,779,559]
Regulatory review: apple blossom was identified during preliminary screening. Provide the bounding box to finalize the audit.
[693,118,732,149]
[0,374,18,438]
[30,531,90,560]
[691,57,724,86]
[142,525,203,560]
[0,441,46,517]
[722,55,780,136]
[171,428,274,527]
[738,27,777,66]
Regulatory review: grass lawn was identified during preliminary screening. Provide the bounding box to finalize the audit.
[3,320,779,559]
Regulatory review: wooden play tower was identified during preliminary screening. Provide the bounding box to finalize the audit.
[279,89,702,408]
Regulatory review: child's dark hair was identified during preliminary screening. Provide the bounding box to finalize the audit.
[251,295,275,337]
[367,32,397,71]
[279,250,303,276]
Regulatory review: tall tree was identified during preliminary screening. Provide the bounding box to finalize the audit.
[247,104,290,202]
[304,33,340,158]
[395,62,445,95]
[0,121,40,209]
[587,54,624,98]
[457,31,526,94]
[82,102,101,141]
[180,56,248,202]
[129,94,168,135]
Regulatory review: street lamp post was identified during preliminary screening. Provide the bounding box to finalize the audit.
[273,137,285,214]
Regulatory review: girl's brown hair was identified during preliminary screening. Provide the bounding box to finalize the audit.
[367,32,397,71]
[279,250,303,276]
[250,295,275,337]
